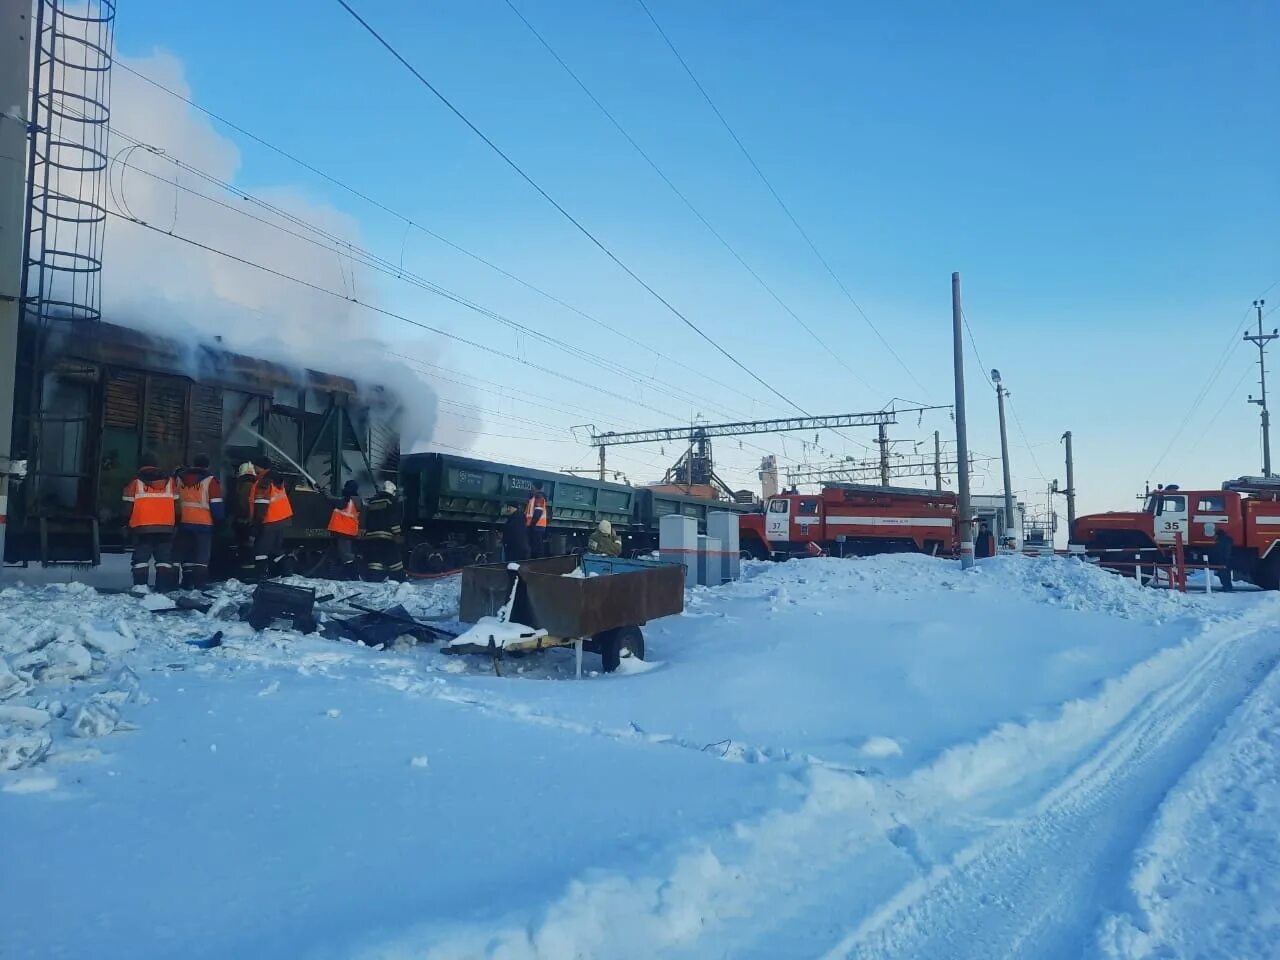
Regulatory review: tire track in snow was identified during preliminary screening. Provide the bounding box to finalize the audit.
[821,615,1280,960]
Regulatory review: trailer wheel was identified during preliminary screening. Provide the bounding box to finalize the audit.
[596,625,645,673]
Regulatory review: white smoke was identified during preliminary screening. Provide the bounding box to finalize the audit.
[73,42,446,450]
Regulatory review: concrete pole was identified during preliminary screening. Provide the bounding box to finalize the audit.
[877,422,890,487]
[1246,300,1275,477]
[598,444,606,483]
[1062,430,1076,529]
[0,0,34,562]
[994,376,1016,547]
[933,429,942,491]
[952,273,974,569]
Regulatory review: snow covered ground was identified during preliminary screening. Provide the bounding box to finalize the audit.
[2,555,1278,959]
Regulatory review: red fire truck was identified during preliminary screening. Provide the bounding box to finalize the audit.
[1071,478,1280,589]
[740,484,959,559]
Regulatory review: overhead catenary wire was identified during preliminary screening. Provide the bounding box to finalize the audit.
[102,67,776,415]
[633,0,929,398]
[501,0,874,394]
[333,0,806,415]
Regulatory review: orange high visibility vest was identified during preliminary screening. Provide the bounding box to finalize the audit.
[178,475,221,526]
[124,477,177,530]
[328,498,359,537]
[525,493,548,528]
[263,481,293,524]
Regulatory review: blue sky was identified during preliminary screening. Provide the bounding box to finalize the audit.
[108,0,1279,522]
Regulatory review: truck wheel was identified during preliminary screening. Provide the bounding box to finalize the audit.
[1254,553,1280,590]
[597,625,645,673]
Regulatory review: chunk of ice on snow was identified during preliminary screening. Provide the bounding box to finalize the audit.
[410,755,429,768]
[0,732,51,770]
[80,623,137,656]
[140,592,177,611]
[69,697,120,739]
[0,659,27,700]
[859,736,903,758]
[0,705,51,728]
[41,641,93,681]
[325,708,341,719]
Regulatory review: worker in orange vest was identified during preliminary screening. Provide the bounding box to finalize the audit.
[251,456,294,579]
[525,481,549,558]
[173,453,224,590]
[123,450,180,591]
[327,479,361,580]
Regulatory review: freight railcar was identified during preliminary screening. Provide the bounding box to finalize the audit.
[396,454,754,574]
[4,321,400,566]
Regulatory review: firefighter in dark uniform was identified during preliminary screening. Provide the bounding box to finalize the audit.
[233,461,259,580]
[361,481,404,581]
[123,451,180,591]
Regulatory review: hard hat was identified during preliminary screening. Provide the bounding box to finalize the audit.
[598,519,612,535]
[380,480,397,496]
[237,462,256,477]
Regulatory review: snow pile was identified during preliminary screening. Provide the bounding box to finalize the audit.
[0,584,153,786]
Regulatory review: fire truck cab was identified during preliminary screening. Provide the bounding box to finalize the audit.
[740,484,958,560]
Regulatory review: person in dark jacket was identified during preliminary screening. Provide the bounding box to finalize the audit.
[361,481,404,582]
[501,504,530,564]
[173,453,225,590]
[1211,528,1234,592]
[974,522,995,559]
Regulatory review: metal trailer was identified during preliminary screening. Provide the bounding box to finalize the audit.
[398,452,636,573]
[4,320,400,567]
[451,554,684,674]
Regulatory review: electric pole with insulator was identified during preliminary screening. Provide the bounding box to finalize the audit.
[1246,299,1276,477]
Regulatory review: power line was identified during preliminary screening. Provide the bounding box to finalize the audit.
[633,0,928,397]
[107,142,751,422]
[333,0,805,414]
[106,64,775,414]
[1007,396,1046,481]
[502,0,873,393]
[105,208,699,423]
[1148,295,1274,477]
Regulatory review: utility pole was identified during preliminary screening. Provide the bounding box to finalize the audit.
[598,445,606,483]
[1,0,34,564]
[1061,430,1076,529]
[1245,299,1276,477]
[933,430,942,491]
[952,272,974,569]
[876,423,890,487]
[991,369,1016,548]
